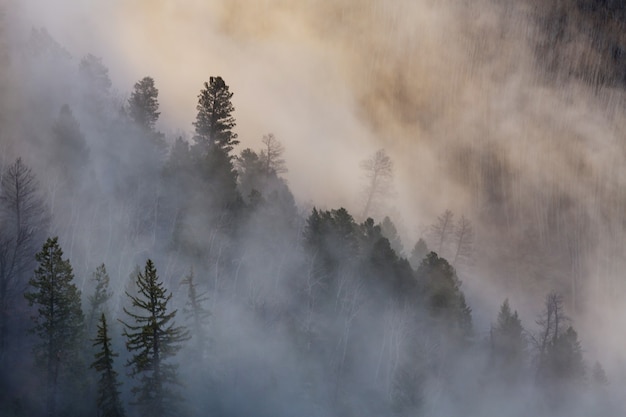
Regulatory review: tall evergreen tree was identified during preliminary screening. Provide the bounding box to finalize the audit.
[188,76,242,214]
[128,76,160,131]
[490,299,525,376]
[91,313,125,417]
[193,76,239,155]
[24,237,84,417]
[121,259,189,417]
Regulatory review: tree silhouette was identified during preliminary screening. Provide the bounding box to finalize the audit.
[91,313,125,417]
[121,259,189,417]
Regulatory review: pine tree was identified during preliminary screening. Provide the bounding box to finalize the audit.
[490,299,525,376]
[128,76,160,131]
[24,237,85,417]
[121,259,189,417]
[190,76,242,211]
[193,76,239,155]
[416,252,472,341]
[91,313,125,417]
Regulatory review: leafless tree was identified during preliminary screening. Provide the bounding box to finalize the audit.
[360,149,394,219]
[429,209,454,256]
[531,292,568,364]
[259,133,287,175]
[452,216,474,267]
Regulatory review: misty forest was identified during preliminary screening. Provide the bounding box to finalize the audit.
[2,1,626,416]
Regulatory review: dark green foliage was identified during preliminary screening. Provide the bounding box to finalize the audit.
[128,76,160,131]
[121,259,189,417]
[24,237,85,417]
[91,313,125,417]
[193,76,239,155]
[304,208,359,280]
[416,252,472,339]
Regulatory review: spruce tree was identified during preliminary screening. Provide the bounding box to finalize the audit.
[121,259,189,417]
[193,75,239,155]
[490,299,525,376]
[24,237,85,417]
[91,313,125,417]
[128,76,160,131]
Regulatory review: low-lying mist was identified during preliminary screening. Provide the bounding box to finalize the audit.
[1,0,626,416]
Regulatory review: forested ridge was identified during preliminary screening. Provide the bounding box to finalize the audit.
[0,1,625,416]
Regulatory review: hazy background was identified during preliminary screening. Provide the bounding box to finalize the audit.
[4,0,626,409]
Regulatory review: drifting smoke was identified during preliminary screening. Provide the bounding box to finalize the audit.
[2,0,626,415]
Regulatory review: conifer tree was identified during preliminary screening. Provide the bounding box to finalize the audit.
[193,76,239,155]
[490,299,525,376]
[87,264,112,335]
[128,76,160,131]
[121,259,189,417]
[91,313,125,417]
[24,237,84,417]
[191,76,241,209]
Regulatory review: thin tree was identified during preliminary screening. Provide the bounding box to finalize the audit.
[180,268,210,359]
[360,149,393,219]
[0,158,48,364]
[91,313,125,417]
[452,216,474,267]
[259,133,287,175]
[121,259,189,417]
[24,237,84,417]
[429,209,454,256]
[87,264,112,335]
